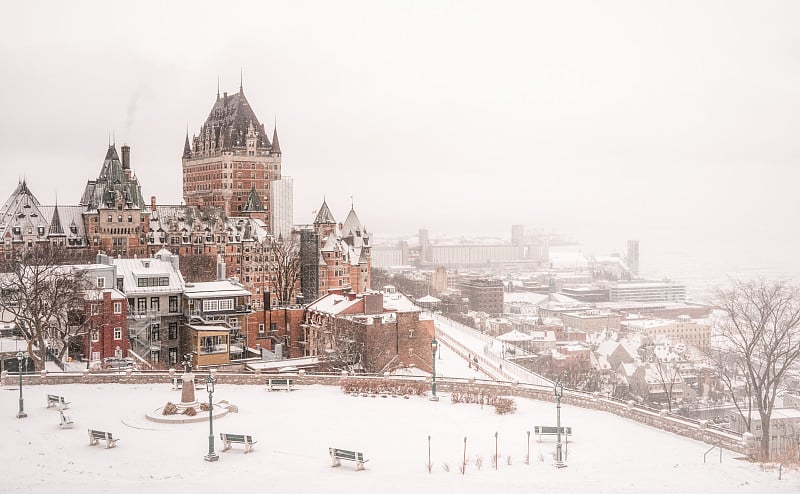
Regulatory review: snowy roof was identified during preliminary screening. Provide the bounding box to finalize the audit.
[183,280,251,299]
[112,257,185,295]
[186,324,231,332]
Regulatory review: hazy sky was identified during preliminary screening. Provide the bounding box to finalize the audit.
[1,1,799,262]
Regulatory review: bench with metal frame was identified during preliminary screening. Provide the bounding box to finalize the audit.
[329,447,368,470]
[219,433,257,453]
[267,378,294,391]
[88,429,118,448]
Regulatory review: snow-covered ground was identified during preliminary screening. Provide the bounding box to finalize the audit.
[3,361,798,494]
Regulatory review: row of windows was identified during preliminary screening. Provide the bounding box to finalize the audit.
[137,277,170,288]
[203,298,234,312]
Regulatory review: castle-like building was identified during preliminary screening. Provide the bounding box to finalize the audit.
[0,82,371,365]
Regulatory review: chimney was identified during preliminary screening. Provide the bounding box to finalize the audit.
[121,145,130,169]
[263,290,271,311]
[216,256,226,281]
[150,196,157,213]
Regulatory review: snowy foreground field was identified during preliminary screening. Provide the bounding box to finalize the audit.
[2,381,798,494]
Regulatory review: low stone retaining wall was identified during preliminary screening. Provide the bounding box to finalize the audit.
[1,370,750,456]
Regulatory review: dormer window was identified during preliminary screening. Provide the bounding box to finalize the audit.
[38,227,45,236]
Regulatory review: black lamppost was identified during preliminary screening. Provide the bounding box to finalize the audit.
[430,338,439,401]
[204,375,218,462]
[16,352,27,418]
[554,378,566,468]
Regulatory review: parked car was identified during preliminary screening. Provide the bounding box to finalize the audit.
[103,357,135,369]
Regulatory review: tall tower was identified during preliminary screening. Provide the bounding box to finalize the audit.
[626,240,640,277]
[182,83,281,227]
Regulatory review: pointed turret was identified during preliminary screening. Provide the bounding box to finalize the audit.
[243,184,264,212]
[48,204,64,236]
[271,124,281,155]
[313,199,336,225]
[183,132,193,159]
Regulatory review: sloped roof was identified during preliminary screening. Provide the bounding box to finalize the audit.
[199,89,271,151]
[243,186,264,212]
[80,145,146,211]
[314,200,336,224]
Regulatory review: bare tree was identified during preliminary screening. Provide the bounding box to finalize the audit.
[266,236,301,306]
[713,278,800,460]
[0,247,88,370]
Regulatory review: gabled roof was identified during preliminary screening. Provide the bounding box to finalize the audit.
[314,199,336,224]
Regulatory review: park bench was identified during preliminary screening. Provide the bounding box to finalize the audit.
[59,409,74,429]
[534,425,572,442]
[219,433,257,453]
[329,447,368,470]
[46,394,70,409]
[267,378,294,391]
[88,429,119,448]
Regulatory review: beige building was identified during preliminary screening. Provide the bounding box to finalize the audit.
[560,309,621,333]
[620,315,711,349]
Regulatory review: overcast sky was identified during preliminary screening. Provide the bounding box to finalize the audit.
[1,1,799,266]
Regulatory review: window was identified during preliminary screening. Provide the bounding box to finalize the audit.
[270,323,277,332]
[108,215,113,222]
[113,302,122,314]
[168,322,178,340]
[258,324,265,333]
[113,327,122,340]
[151,350,160,363]
[128,215,133,223]
[203,298,234,312]
[91,304,100,315]
[91,330,99,342]
[169,348,178,365]
[169,296,178,313]
[409,329,414,338]
[151,324,160,341]
[200,335,227,354]
[408,348,414,357]
[137,298,146,313]
[150,297,160,311]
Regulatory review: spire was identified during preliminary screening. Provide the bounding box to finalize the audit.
[217,77,220,100]
[240,68,243,93]
[271,121,281,155]
[314,198,336,225]
[243,184,264,212]
[183,129,192,159]
[49,203,64,236]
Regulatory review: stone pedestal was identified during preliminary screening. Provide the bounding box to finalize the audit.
[180,372,198,407]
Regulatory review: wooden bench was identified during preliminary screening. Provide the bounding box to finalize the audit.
[88,429,118,448]
[534,425,572,442]
[219,433,257,453]
[59,409,74,429]
[267,378,294,391]
[329,447,368,470]
[46,394,70,409]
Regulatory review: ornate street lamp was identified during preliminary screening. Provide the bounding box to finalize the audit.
[430,338,439,401]
[204,375,218,462]
[16,352,27,418]
[554,378,566,468]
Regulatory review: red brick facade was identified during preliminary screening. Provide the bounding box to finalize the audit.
[83,290,129,362]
